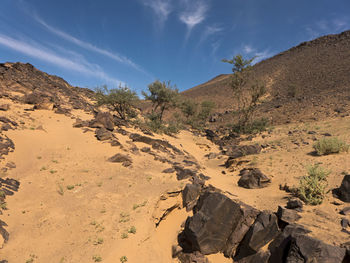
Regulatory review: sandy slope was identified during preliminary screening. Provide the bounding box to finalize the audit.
[1,99,350,262]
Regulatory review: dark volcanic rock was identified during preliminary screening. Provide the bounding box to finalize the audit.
[286,234,346,263]
[174,165,197,180]
[224,144,261,159]
[162,168,175,173]
[237,250,270,263]
[23,91,54,110]
[95,127,114,141]
[268,224,312,262]
[107,154,132,167]
[340,206,350,215]
[0,134,15,158]
[237,168,271,189]
[72,118,89,128]
[0,104,9,111]
[235,211,279,260]
[276,206,301,225]
[0,219,9,243]
[286,198,303,211]
[177,251,210,263]
[183,191,246,255]
[89,112,114,131]
[182,184,202,211]
[336,174,350,202]
[129,133,182,154]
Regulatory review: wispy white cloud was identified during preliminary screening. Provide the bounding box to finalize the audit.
[179,0,208,39]
[34,16,148,75]
[211,40,221,55]
[0,34,123,85]
[243,45,255,54]
[241,44,273,63]
[142,0,172,28]
[200,25,223,42]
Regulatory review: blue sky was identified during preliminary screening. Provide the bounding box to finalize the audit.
[0,0,349,93]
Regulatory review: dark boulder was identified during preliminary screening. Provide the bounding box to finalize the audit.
[162,168,175,173]
[130,133,182,154]
[340,207,350,215]
[174,165,197,181]
[237,168,271,189]
[268,224,311,262]
[286,199,303,211]
[336,174,350,202]
[107,154,132,167]
[72,118,89,128]
[224,144,261,159]
[95,127,114,141]
[183,191,246,255]
[235,211,280,260]
[0,104,9,111]
[286,234,346,263]
[89,112,114,131]
[182,184,202,211]
[276,206,301,226]
[237,250,270,263]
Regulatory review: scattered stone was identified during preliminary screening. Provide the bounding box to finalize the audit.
[110,140,121,147]
[335,174,350,202]
[237,168,271,189]
[130,133,182,154]
[72,118,88,128]
[95,127,114,141]
[340,207,350,215]
[107,154,132,167]
[322,132,332,136]
[236,250,270,263]
[286,198,303,211]
[341,218,350,228]
[174,165,197,180]
[5,162,15,169]
[23,92,54,110]
[224,144,261,159]
[140,147,151,153]
[207,152,217,159]
[0,104,9,111]
[235,211,279,260]
[182,184,201,211]
[162,168,175,173]
[89,112,114,131]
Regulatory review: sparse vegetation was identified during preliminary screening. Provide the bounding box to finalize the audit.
[57,183,64,195]
[128,226,136,234]
[121,232,129,239]
[296,164,330,205]
[133,201,147,210]
[180,99,215,130]
[119,212,130,223]
[93,237,104,245]
[66,185,75,190]
[313,137,349,155]
[120,256,128,262]
[222,54,267,134]
[92,255,102,262]
[95,84,139,120]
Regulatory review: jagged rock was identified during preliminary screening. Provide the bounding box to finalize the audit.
[174,165,197,180]
[223,203,260,258]
[72,118,89,128]
[5,162,15,169]
[54,106,70,114]
[95,127,114,141]
[110,139,121,147]
[268,224,312,262]
[341,218,350,228]
[237,168,271,189]
[153,190,182,226]
[286,198,303,211]
[224,144,261,159]
[107,154,132,166]
[182,184,201,211]
[183,191,251,255]
[0,117,17,127]
[340,207,350,215]
[23,92,55,110]
[0,104,9,111]
[277,206,301,225]
[336,174,350,202]
[140,147,151,153]
[177,251,210,263]
[0,219,9,245]
[207,153,217,159]
[237,250,270,263]
[286,234,346,263]
[205,129,218,142]
[162,168,175,173]
[130,133,182,154]
[89,112,114,131]
[235,211,279,260]
[0,135,15,158]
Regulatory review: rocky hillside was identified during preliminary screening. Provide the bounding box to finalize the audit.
[0,62,94,113]
[183,30,350,125]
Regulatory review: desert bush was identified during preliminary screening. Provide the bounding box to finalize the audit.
[142,80,179,122]
[222,54,266,134]
[297,164,330,205]
[313,137,349,156]
[95,85,139,120]
[180,99,215,130]
[230,118,269,134]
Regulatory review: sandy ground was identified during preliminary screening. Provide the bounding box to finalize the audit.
[0,98,350,262]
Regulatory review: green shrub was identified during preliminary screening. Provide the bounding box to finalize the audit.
[313,137,349,155]
[230,118,269,134]
[297,164,330,205]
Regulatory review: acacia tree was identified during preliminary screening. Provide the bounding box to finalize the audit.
[142,80,179,122]
[222,54,266,131]
[95,85,139,120]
